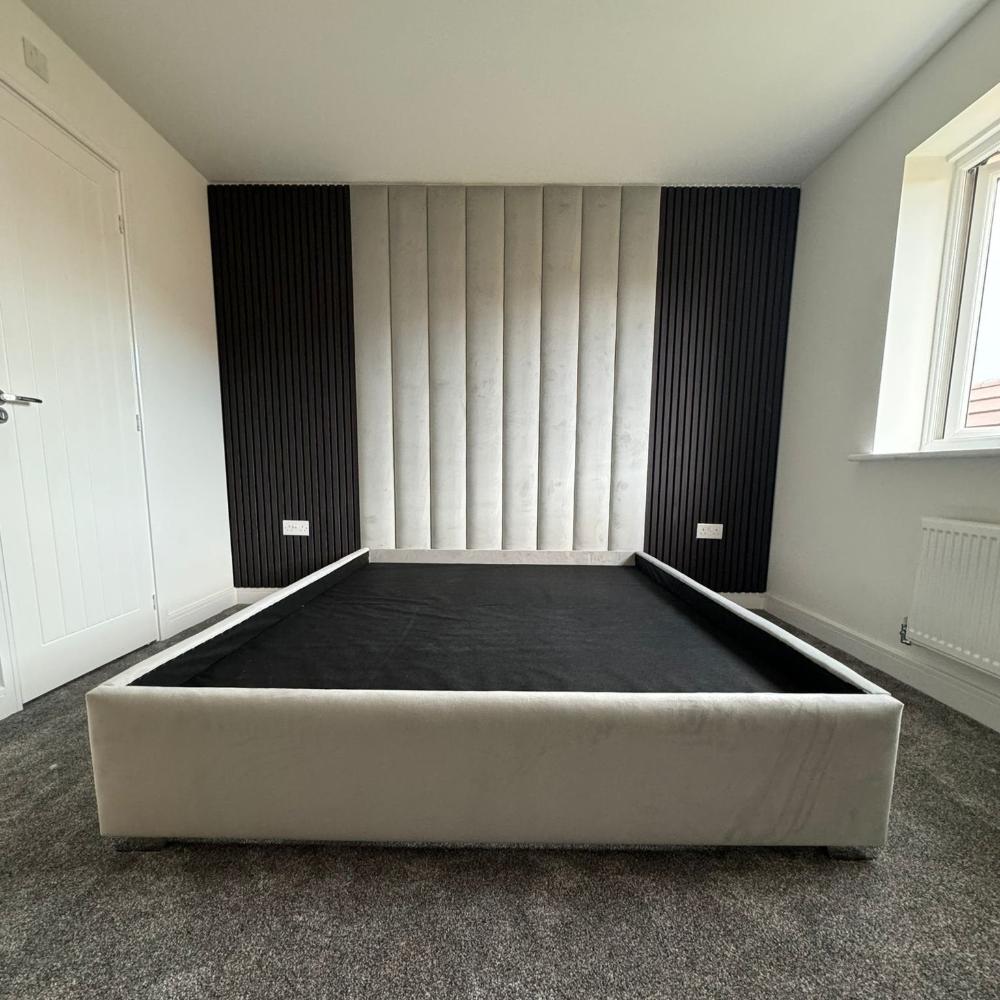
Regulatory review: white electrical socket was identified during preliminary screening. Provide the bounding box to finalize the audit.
[282,519,310,536]
[22,37,49,82]
[696,522,724,540]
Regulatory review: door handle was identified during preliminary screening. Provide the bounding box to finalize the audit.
[0,390,43,404]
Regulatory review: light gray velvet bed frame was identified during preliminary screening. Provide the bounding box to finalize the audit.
[87,549,902,855]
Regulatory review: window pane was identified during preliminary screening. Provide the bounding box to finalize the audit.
[966,178,1000,429]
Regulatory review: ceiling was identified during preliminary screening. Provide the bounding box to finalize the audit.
[25,0,992,184]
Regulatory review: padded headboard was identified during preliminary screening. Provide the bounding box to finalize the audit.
[350,185,660,553]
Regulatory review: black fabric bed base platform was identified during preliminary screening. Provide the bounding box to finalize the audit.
[134,557,860,695]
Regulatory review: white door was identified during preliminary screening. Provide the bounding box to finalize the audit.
[0,83,157,706]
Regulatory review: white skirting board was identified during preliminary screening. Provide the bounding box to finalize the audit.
[235,588,279,605]
[767,593,1000,734]
[161,588,237,639]
[721,593,767,610]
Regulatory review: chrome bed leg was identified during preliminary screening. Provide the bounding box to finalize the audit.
[826,845,880,861]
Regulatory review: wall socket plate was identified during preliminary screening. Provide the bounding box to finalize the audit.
[696,522,724,540]
[282,519,309,536]
[22,37,49,83]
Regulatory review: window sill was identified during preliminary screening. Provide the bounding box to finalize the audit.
[849,447,1000,462]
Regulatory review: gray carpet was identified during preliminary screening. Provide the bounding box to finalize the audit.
[1,613,998,1000]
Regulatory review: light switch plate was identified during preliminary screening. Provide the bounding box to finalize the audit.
[696,522,724,540]
[22,37,49,82]
[282,519,309,536]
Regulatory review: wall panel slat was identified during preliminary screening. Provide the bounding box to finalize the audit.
[350,186,395,547]
[208,184,360,587]
[538,186,582,550]
[427,186,467,548]
[645,187,799,592]
[502,186,544,550]
[574,186,621,550]
[388,185,432,548]
[609,186,661,551]
[465,187,505,549]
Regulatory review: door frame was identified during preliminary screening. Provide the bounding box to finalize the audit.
[0,71,160,721]
[0,542,22,721]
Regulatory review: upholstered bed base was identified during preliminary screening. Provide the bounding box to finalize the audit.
[86,550,902,850]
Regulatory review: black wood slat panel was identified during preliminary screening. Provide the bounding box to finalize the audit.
[645,187,799,593]
[208,184,360,588]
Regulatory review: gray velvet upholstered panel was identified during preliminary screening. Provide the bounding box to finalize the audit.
[87,550,902,849]
[350,186,660,553]
[350,187,395,548]
[88,684,900,848]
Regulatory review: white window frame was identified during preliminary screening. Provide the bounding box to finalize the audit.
[923,140,1000,452]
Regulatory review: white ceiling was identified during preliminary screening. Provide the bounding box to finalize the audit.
[25,0,992,184]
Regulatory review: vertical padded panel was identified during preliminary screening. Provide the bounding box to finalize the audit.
[645,187,799,592]
[427,187,467,548]
[574,187,622,550]
[349,184,662,557]
[209,185,360,587]
[537,186,582,551]
[350,186,396,548]
[388,186,431,548]
[502,187,543,550]
[465,187,505,549]
[610,186,660,552]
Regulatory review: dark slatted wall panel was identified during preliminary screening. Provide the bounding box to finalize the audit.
[208,184,360,588]
[645,187,799,593]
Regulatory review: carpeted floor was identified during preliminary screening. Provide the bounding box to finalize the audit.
[1,613,998,1000]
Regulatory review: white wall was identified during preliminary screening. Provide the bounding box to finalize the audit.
[769,0,1000,729]
[0,0,234,643]
[351,185,660,555]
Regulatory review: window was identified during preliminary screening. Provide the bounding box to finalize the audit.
[872,82,1000,458]
[925,150,1000,450]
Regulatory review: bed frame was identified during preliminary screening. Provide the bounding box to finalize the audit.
[86,549,902,855]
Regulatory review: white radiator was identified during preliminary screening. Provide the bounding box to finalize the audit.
[907,517,1000,676]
